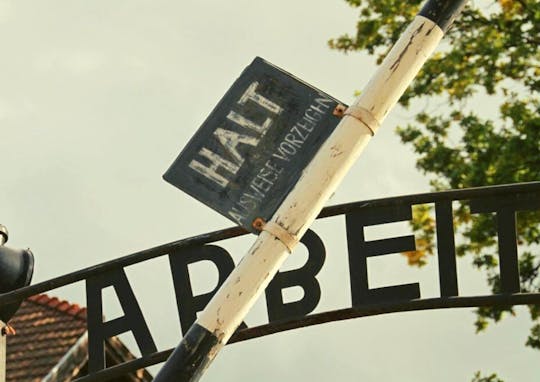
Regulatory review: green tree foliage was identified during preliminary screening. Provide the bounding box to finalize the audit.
[329,0,540,353]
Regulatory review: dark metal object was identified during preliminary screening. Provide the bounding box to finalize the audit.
[265,229,326,322]
[151,323,218,382]
[163,57,344,233]
[86,268,157,372]
[0,225,8,246]
[0,226,34,323]
[347,204,420,306]
[419,0,468,32]
[435,201,458,296]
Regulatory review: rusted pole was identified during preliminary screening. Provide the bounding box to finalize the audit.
[154,0,468,381]
[0,322,5,382]
[0,228,6,382]
[0,224,8,382]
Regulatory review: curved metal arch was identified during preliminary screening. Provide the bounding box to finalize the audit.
[75,292,540,382]
[0,181,538,381]
[1,181,538,306]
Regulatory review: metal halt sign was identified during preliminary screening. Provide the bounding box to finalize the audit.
[164,57,344,232]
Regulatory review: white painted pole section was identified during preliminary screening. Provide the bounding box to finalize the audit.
[0,321,6,382]
[197,15,444,342]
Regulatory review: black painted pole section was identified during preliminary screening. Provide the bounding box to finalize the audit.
[419,0,467,32]
[156,1,469,381]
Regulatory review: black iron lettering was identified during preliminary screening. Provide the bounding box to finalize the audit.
[86,268,157,373]
[436,201,459,297]
[265,229,326,322]
[469,193,540,293]
[346,205,420,306]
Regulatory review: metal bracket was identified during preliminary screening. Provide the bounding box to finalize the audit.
[332,104,347,117]
[333,103,379,136]
[252,218,297,253]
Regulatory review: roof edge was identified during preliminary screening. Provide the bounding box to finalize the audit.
[42,331,88,382]
[27,294,87,320]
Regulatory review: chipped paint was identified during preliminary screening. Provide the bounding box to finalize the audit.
[356,16,443,126]
[389,22,425,73]
[195,13,444,344]
[156,6,464,381]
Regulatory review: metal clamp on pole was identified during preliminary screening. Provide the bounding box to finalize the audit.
[344,105,379,136]
[261,221,298,253]
[253,218,298,253]
[332,104,380,136]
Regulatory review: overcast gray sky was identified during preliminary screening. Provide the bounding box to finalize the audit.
[0,0,537,381]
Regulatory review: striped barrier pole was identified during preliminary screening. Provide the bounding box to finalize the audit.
[154,0,468,380]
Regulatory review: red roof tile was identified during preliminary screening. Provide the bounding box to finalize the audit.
[6,294,87,382]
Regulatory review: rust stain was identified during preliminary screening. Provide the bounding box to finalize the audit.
[333,104,347,117]
[330,145,343,158]
[216,307,224,326]
[252,217,266,231]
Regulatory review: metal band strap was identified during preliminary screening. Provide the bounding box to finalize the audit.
[344,105,380,136]
[262,221,298,253]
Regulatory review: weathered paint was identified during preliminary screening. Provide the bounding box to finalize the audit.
[190,14,445,358]
[163,58,344,233]
[156,4,465,380]
[419,0,468,32]
[154,323,219,382]
[351,16,444,131]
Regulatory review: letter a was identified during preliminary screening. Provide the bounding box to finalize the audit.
[86,268,157,372]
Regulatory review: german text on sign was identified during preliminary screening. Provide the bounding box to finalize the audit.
[163,57,344,232]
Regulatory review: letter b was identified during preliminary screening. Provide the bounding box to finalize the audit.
[265,229,326,322]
